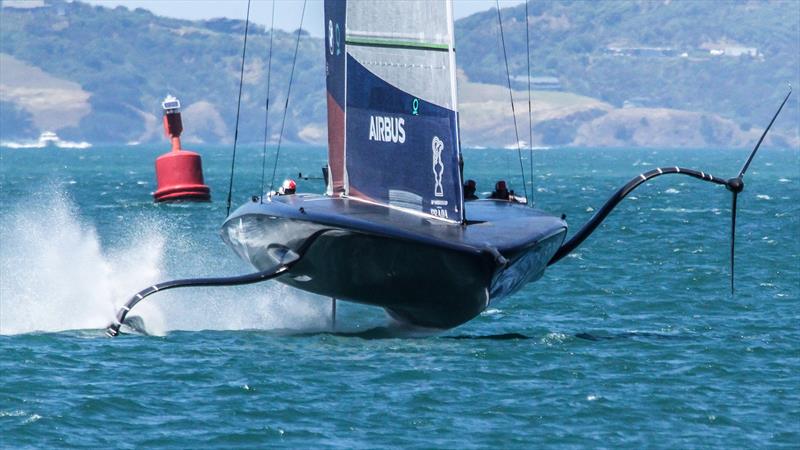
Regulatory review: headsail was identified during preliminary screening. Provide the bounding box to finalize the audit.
[324,0,463,223]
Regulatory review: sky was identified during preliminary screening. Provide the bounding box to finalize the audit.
[81,0,527,37]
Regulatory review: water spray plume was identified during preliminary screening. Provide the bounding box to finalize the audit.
[0,190,331,336]
[0,192,166,335]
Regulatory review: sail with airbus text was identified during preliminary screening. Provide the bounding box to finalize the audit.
[324,0,464,222]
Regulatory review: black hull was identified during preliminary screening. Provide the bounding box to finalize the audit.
[222,195,566,329]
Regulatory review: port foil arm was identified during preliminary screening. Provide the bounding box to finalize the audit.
[548,86,791,295]
[548,167,728,266]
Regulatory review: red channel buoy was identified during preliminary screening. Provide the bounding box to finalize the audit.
[153,95,211,202]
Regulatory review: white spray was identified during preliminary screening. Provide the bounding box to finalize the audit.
[0,192,166,334]
[0,191,330,335]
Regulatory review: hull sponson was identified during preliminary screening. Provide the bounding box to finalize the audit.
[243,221,495,328]
[222,195,567,329]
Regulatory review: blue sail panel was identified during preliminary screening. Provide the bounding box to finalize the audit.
[345,56,462,222]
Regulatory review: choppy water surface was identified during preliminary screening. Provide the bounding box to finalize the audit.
[1,145,798,448]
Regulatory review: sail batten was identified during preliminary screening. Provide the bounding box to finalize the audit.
[325,0,463,223]
[345,37,450,52]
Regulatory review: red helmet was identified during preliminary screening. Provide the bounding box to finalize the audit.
[282,179,297,190]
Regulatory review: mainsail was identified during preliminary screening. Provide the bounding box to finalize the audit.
[324,0,463,223]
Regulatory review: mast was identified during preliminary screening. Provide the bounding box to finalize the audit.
[324,1,347,196]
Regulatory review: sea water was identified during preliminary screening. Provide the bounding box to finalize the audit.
[1,145,798,448]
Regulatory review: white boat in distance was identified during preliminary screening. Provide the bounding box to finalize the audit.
[0,131,92,149]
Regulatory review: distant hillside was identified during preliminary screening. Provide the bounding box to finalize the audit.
[455,0,800,147]
[1,0,798,148]
[1,0,326,145]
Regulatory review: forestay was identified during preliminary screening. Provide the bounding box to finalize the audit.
[324,0,463,223]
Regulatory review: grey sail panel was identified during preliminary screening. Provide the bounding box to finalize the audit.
[345,0,455,110]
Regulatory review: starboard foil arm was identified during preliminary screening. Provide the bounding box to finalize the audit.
[548,86,792,294]
[106,229,332,337]
[105,246,298,337]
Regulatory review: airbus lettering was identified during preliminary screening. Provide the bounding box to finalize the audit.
[369,116,405,144]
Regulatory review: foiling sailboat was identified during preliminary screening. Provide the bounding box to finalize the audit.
[106,0,790,337]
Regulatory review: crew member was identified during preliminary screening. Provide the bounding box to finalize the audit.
[464,179,478,201]
[489,180,510,200]
[278,179,297,195]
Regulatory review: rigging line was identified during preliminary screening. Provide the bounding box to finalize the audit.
[524,0,534,206]
[259,0,277,203]
[269,0,307,194]
[225,0,252,217]
[495,0,528,201]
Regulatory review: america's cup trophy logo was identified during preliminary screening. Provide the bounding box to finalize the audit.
[432,136,444,197]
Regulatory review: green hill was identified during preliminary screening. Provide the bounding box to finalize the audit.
[455,0,799,146]
[1,0,797,148]
[1,0,325,144]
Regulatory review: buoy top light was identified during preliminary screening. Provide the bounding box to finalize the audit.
[162,94,183,139]
[162,94,181,112]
